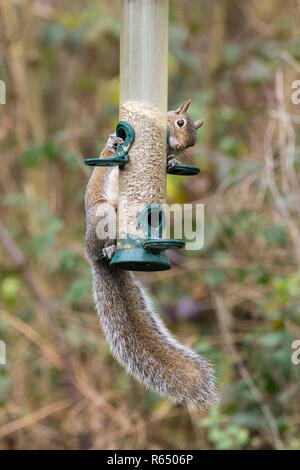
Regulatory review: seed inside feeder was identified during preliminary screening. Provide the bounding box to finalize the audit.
[118,100,167,242]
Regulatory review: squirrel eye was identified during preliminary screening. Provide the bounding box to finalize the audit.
[176,119,185,127]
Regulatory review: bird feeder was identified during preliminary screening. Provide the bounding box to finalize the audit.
[85,0,200,271]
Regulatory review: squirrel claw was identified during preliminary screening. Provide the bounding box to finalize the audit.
[113,137,125,149]
[167,155,179,170]
[107,133,125,152]
[102,244,117,261]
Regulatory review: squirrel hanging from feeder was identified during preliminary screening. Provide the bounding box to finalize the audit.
[84,99,217,408]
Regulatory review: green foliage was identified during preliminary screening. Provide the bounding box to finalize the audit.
[219,135,247,157]
[26,203,63,258]
[200,406,250,450]
[244,58,274,86]
[0,373,11,407]
[1,276,20,304]
[222,42,242,66]
[64,270,92,305]
[203,268,229,287]
[21,141,61,167]
[273,270,300,300]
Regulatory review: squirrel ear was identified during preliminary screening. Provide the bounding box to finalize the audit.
[194,119,204,130]
[175,98,191,114]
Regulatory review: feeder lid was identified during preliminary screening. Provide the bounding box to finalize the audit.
[109,248,171,272]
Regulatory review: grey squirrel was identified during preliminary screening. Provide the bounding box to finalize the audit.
[84,99,217,408]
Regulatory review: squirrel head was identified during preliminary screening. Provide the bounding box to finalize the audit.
[167,99,203,152]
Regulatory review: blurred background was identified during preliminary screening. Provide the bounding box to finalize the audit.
[0,0,300,450]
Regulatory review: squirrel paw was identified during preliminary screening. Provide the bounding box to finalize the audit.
[102,244,117,261]
[107,133,125,152]
[167,155,179,170]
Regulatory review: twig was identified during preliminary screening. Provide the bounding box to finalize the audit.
[279,51,300,75]
[0,308,63,369]
[212,292,284,450]
[71,357,131,428]
[0,221,78,401]
[235,1,275,37]
[0,398,72,439]
[263,121,300,261]
[275,69,299,196]
[269,110,300,125]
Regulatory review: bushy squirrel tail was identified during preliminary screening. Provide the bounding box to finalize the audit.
[92,261,217,408]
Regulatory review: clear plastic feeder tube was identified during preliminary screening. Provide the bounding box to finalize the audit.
[120,0,169,114]
[118,0,169,246]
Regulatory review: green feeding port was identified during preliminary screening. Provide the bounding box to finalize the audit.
[84,121,135,168]
[110,204,185,272]
[138,204,165,239]
[167,164,200,176]
[110,248,171,272]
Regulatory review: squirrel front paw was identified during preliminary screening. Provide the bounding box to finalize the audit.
[107,133,125,152]
[101,243,117,261]
[167,155,179,170]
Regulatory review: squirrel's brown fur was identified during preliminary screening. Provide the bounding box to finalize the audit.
[84,101,217,408]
